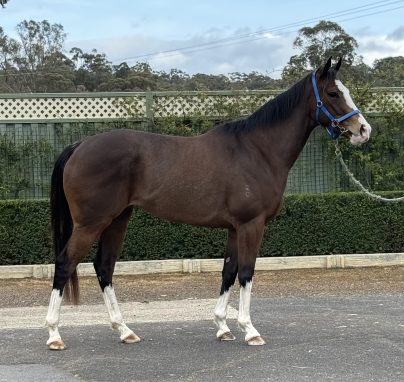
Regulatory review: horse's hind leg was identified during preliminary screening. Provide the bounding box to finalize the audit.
[46,223,105,350]
[214,228,238,341]
[93,207,140,344]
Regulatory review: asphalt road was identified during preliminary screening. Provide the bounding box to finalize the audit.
[1,293,403,382]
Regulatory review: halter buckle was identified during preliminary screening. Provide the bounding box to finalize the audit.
[316,101,323,108]
[331,119,339,128]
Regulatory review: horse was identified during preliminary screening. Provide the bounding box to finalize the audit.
[45,57,371,350]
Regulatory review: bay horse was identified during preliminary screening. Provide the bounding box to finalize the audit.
[45,57,371,350]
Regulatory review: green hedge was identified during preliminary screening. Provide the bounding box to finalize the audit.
[1,192,404,265]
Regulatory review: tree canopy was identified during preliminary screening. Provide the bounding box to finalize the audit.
[0,19,402,93]
[282,21,360,84]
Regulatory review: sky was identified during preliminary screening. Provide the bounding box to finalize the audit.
[1,0,404,78]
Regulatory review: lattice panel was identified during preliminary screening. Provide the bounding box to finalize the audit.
[366,90,404,113]
[153,94,275,117]
[0,89,402,122]
[0,95,146,120]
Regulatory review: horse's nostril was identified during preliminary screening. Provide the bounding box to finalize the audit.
[360,124,365,136]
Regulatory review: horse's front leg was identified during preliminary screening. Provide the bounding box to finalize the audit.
[214,228,238,341]
[236,216,266,346]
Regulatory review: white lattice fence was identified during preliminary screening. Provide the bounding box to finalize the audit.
[0,94,147,121]
[0,89,403,122]
[366,89,404,113]
[153,93,276,117]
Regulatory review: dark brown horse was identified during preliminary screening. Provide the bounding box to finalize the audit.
[45,58,371,350]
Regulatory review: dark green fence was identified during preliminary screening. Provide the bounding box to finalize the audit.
[1,115,403,200]
[1,89,404,199]
[0,120,143,199]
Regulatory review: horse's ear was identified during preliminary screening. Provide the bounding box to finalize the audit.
[335,57,342,72]
[320,57,332,78]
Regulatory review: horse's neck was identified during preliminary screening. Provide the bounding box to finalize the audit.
[249,105,316,171]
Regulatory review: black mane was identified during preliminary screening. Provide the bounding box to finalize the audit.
[220,73,313,133]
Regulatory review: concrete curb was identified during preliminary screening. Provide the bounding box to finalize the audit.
[1,253,404,279]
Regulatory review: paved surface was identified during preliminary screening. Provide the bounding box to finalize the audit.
[1,293,403,381]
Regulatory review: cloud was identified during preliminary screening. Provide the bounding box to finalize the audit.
[148,51,190,69]
[358,31,404,65]
[68,24,404,78]
[388,26,404,41]
[66,28,295,78]
[130,17,150,31]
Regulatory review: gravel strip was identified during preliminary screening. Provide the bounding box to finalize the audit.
[0,266,403,308]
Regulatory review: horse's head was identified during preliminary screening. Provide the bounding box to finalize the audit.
[313,57,371,145]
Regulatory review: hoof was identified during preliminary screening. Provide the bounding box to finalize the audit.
[122,332,141,344]
[247,336,266,346]
[48,339,66,351]
[218,331,236,341]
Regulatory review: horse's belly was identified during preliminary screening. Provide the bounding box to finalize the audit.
[137,192,231,228]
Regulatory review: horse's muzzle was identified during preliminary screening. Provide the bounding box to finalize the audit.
[349,123,371,145]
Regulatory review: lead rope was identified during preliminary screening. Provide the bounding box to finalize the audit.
[334,142,404,202]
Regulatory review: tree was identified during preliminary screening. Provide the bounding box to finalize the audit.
[160,68,190,90]
[282,21,359,84]
[15,20,69,91]
[185,73,230,91]
[113,62,131,79]
[229,71,279,90]
[342,62,373,85]
[0,20,75,92]
[125,62,160,91]
[1,0,10,8]
[70,47,113,91]
[373,56,404,87]
[0,27,20,92]
[35,51,75,92]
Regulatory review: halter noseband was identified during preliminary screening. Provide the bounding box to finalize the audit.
[311,72,360,140]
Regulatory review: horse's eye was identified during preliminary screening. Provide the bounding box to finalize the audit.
[328,92,339,98]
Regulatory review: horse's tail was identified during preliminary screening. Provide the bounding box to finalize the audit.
[50,141,81,304]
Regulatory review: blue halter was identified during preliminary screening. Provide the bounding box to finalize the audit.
[311,72,360,140]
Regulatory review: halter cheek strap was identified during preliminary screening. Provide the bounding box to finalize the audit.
[311,72,360,140]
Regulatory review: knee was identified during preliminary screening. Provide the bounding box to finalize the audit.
[221,270,237,294]
[93,262,112,291]
[93,256,104,276]
[238,267,254,288]
[96,274,111,291]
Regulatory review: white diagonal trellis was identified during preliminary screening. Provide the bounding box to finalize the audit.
[0,88,403,122]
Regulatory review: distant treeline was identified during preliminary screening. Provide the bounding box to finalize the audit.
[1,20,404,93]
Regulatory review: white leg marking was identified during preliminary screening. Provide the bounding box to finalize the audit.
[214,290,232,338]
[45,289,63,345]
[103,285,138,342]
[238,281,261,342]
